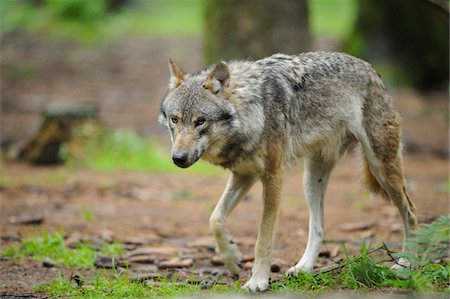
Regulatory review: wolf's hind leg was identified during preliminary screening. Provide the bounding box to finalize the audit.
[210,173,256,274]
[360,111,418,268]
[287,154,335,276]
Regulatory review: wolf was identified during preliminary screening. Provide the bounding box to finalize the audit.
[158,52,418,292]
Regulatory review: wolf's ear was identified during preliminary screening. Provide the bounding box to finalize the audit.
[203,61,230,94]
[168,59,186,89]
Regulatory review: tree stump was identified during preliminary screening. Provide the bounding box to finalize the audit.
[20,101,99,164]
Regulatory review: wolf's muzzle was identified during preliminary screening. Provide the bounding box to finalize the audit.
[172,151,189,168]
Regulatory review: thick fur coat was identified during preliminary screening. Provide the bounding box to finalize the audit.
[159,52,417,292]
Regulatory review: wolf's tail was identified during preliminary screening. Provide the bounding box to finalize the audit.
[361,155,390,200]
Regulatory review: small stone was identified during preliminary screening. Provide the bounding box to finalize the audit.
[318,248,331,258]
[81,285,95,291]
[0,235,21,242]
[158,258,193,269]
[94,256,124,269]
[187,236,216,251]
[241,254,254,262]
[89,236,104,251]
[71,273,86,286]
[100,229,114,242]
[241,261,253,270]
[211,254,253,266]
[270,263,281,273]
[42,258,55,268]
[330,245,340,258]
[211,256,224,266]
[128,255,156,264]
[64,233,83,249]
[126,246,179,259]
[121,234,161,245]
[9,214,44,225]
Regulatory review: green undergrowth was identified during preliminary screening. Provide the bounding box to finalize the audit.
[35,272,238,298]
[0,0,204,44]
[61,123,218,174]
[2,231,124,268]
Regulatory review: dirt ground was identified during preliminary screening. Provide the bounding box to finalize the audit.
[1,151,448,296]
[1,34,449,297]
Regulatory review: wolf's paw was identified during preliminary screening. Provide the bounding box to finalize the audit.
[391,257,411,270]
[221,245,242,274]
[286,264,313,277]
[242,276,269,292]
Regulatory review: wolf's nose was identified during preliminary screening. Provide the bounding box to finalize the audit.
[172,152,188,167]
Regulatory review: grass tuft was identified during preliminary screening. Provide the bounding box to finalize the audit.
[2,231,124,268]
[340,244,396,289]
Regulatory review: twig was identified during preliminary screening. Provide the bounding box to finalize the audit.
[381,242,411,270]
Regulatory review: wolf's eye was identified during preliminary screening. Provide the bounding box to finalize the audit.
[171,117,178,124]
[195,118,205,127]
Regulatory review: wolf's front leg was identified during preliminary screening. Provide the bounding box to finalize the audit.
[210,173,256,274]
[243,168,282,292]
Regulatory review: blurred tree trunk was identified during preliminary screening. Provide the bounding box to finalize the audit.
[204,0,311,64]
[20,102,99,164]
[346,0,449,90]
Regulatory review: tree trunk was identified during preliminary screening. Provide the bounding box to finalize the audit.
[347,0,449,90]
[204,0,311,64]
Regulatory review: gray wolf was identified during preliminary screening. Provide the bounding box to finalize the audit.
[159,52,418,292]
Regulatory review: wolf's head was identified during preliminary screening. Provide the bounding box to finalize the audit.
[159,60,237,168]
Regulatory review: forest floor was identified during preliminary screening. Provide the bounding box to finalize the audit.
[1,150,448,297]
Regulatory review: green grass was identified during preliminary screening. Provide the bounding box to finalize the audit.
[35,271,238,298]
[35,272,152,298]
[0,0,204,44]
[339,244,397,289]
[2,231,124,268]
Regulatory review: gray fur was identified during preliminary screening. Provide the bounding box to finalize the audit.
[160,52,388,170]
[159,52,417,292]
